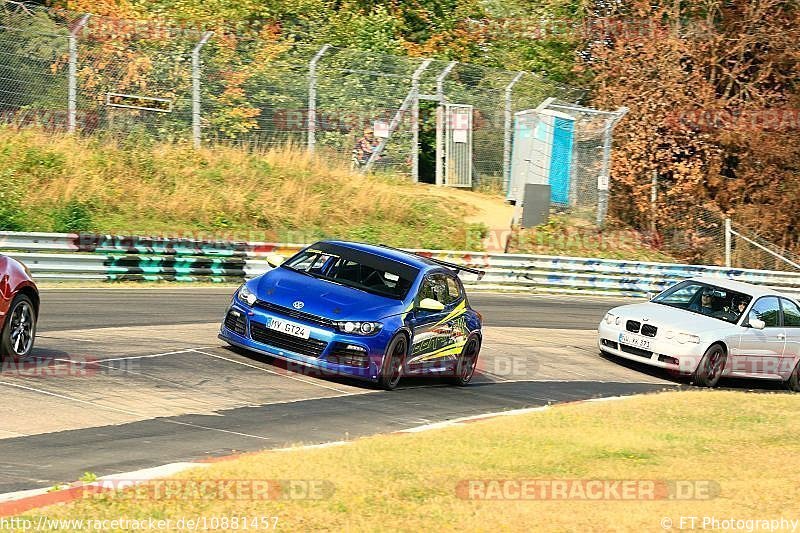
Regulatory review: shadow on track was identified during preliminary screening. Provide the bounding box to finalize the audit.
[598,351,789,392]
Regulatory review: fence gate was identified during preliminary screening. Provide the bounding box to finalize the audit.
[441,103,473,188]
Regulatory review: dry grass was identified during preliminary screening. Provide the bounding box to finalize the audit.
[0,128,676,260]
[509,213,677,262]
[0,128,475,248]
[25,390,800,531]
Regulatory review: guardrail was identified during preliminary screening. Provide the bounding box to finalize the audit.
[2,231,800,296]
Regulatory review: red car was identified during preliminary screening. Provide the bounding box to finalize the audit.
[0,255,39,361]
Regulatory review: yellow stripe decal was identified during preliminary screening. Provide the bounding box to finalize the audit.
[432,301,467,328]
[411,341,466,363]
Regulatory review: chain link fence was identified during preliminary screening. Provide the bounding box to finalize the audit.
[726,221,800,273]
[641,192,800,272]
[0,1,632,225]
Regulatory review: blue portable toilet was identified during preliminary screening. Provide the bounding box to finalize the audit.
[507,107,575,207]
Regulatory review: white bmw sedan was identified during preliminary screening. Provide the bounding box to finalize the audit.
[598,277,800,390]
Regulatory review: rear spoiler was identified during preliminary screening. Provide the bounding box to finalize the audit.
[420,255,486,281]
[379,244,485,281]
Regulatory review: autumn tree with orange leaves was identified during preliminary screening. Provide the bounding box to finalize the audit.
[584,0,800,264]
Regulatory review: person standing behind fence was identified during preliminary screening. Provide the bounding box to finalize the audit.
[352,127,380,169]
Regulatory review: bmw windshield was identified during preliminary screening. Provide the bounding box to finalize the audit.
[651,280,752,324]
[281,243,418,300]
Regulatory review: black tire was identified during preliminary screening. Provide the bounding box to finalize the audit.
[1,294,37,362]
[784,359,800,392]
[693,344,726,388]
[449,335,481,386]
[378,334,407,391]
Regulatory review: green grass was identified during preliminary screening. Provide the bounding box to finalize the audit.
[18,390,800,531]
[0,127,473,250]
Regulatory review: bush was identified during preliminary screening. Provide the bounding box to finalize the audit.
[51,200,94,232]
[20,146,65,177]
[0,191,25,231]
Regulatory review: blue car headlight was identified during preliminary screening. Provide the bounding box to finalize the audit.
[237,284,258,306]
[335,321,383,336]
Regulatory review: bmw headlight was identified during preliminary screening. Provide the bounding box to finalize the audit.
[237,284,258,306]
[336,321,383,336]
[603,313,622,326]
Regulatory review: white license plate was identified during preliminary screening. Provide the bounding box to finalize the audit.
[619,332,652,350]
[268,318,310,339]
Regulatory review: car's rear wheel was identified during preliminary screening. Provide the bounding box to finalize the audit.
[693,344,726,388]
[784,359,800,392]
[449,335,481,386]
[1,294,37,362]
[378,334,407,391]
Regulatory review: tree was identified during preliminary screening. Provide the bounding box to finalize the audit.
[584,0,800,265]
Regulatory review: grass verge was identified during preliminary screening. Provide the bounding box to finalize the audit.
[21,390,800,531]
[0,128,476,249]
[509,213,676,262]
[1,128,676,262]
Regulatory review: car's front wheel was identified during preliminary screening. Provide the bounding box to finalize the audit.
[784,359,800,392]
[693,343,726,388]
[1,294,37,362]
[449,334,481,386]
[378,334,407,391]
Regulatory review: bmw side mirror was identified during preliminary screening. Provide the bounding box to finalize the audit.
[266,254,284,269]
[645,292,654,301]
[418,298,445,312]
[749,318,766,330]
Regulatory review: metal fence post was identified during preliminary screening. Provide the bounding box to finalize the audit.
[435,61,457,187]
[595,122,612,228]
[191,31,214,149]
[307,44,331,154]
[503,72,524,193]
[595,107,628,228]
[411,88,421,182]
[725,217,732,267]
[364,59,432,173]
[650,170,658,235]
[67,14,91,134]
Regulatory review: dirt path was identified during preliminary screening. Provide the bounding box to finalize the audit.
[421,185,514,231]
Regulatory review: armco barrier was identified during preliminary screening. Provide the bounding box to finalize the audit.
[0,232,297,283]
[2,231,800,296]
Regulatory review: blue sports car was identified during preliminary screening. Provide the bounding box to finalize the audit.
[219,241,485,390]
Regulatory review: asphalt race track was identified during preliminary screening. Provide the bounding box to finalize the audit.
[2,289,688,493]
[36,289,627,332]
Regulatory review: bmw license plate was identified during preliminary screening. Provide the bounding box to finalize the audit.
[268,318,310,339]
[619,332,652,350]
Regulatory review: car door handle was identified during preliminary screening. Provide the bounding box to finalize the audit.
[777,333,786,340]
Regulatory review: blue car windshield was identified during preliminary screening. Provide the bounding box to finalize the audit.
[282,243,419,300]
